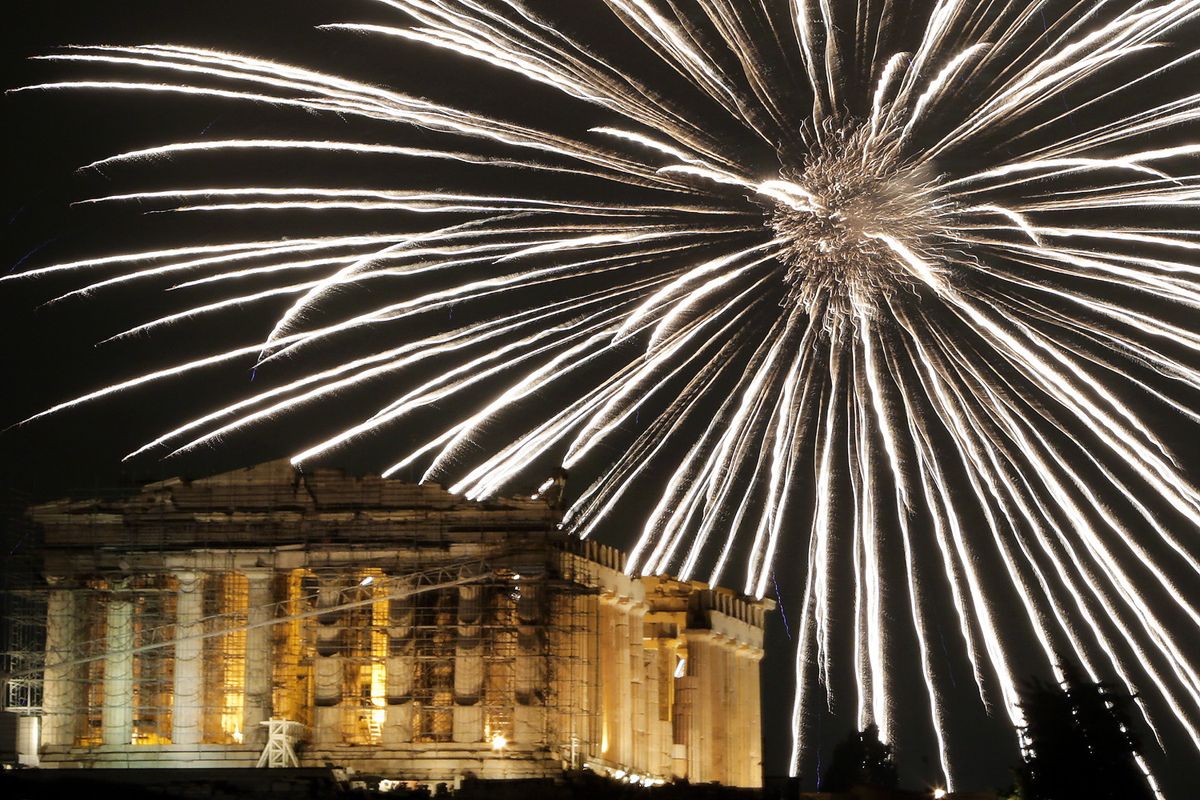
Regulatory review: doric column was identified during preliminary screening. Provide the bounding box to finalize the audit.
[313,576,345,746]
[385,588,414,743]
[726,637,741,784]
[672,656,697,781]
[642,638,662,777]
[576,592,600,765]
[453,584,483,743]
[241,569,275,747]
[102,583,134,746]
[514,581,545,744]
[629,601,647,772]
[172,571,205,745]
[682,632,715,782]
[547,588,571,758]
[711,636,731,783]
[745,643,763,787]
[743,646,764,788]
[42,578,80,748]
[615,599,634,767]
[599,594,620,762]
[661,643,679,779]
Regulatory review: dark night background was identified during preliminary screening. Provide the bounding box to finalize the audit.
[3,1,1199,796]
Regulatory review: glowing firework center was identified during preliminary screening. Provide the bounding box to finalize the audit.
[760,132,945,319]
[22,461,770,787]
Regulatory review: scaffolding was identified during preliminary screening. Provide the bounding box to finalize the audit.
[1,489,44,718]
[1,463,602,771]
[2,463,773,789]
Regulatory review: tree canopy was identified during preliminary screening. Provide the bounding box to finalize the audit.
[820,723,899,792]
[1014,668,1152,800]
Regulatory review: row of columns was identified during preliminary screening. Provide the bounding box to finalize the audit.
[308,579,551,749]
[551,590,599,768]
[587,595,765,787]
[676,631,764,786]
[598,593,659,774]
[641,636,678,779]
[43,568,764,783]
[42,569,274,750]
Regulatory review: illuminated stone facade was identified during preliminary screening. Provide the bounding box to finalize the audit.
[31,461,770,786]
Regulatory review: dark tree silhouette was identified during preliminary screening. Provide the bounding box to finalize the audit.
[1015,668,1152,800]
[820,723,899,792]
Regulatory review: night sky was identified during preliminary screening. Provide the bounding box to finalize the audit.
[4,2,1200,796]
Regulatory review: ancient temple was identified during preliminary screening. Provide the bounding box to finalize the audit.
[25,461,771,787]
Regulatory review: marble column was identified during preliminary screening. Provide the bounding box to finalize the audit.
[615,598,634,767]
[672,658,697,781]
[313,576,345,746]
[578,593,600,764]
[701,635,728,783]
[385,589,414,743]
[547,590,571,758]
[599,595,620,762]
[684,632,714,782]
[514,582,545,744]
[453,585,483,743]
[628,601,646,772]
[642,640,662,777]
[241,569,274,747]
[41,579,80,748]
[664,645,680,778]
[720,642,739,786]
[172,571,205,746]
[102,584,134,746]
[744,647,764,787]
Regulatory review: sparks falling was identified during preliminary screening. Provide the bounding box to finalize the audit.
[8,1,1200,793]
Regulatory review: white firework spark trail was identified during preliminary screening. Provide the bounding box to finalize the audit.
[8,0,1200,793]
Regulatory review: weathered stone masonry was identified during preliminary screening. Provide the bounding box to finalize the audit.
[30,460,771,786]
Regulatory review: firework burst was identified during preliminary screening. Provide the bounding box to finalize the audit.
[8,0,1200,793]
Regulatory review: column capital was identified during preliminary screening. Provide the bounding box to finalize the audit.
[316,572,345,589]
[600,589,636,606]
[164,554,197,573]
[240,567,275,583]
[173,570,204,591]
[106,577,133,597]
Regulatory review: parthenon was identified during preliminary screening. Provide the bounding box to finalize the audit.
[18,460,772,787]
